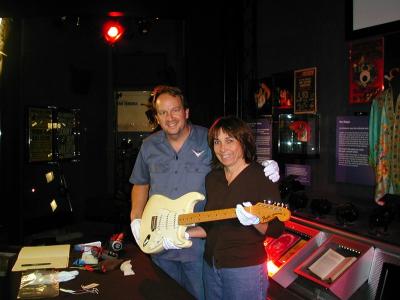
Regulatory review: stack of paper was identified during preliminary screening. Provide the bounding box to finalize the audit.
[12,244,70,271]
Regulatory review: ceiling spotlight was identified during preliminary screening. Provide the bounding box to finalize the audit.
[137,17,159,35]
[137,19,150,35]
[102,20,125,44]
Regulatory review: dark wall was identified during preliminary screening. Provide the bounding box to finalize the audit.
[256,0,375,204]
[1,16,111,242]
[0,2,233,243]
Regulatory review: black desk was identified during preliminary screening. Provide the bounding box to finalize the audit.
[8,243,195,300]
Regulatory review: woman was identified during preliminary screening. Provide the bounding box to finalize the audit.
[188,115,284,300]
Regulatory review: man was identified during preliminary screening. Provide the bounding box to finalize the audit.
[129,85,279,300]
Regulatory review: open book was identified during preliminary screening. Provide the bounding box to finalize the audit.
[308,248,357,282]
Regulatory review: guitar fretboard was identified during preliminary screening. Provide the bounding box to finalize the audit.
[177,205,286,225]
[178,208,238,225]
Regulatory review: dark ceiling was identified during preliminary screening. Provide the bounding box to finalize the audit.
[0,1,190,18]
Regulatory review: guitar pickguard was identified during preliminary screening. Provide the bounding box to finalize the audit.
[139,192,205,254]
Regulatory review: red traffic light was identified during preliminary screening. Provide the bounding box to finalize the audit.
[102,20,125,44]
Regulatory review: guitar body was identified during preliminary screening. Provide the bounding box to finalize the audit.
[139,192,205,254]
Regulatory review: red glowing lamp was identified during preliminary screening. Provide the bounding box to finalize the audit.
[102,20,125,44]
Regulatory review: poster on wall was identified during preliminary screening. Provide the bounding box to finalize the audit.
[349,37,384,104]
[278,114,319,157]
[253,77,273,116]
[335,116,374,185]
[272,71,294,109]
[294,67,317,114]
[247,117,273,163]
[117,90,155,132]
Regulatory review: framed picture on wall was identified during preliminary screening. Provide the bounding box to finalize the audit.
[294,67,317,114]
[117,90,156,132]
[349,37,384,104]
[272,71,294,109]
[253,77,273,116]
[278,113,320,158]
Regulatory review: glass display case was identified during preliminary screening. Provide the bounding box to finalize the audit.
[294,235,373,300]
[278,114,319,158]
[267,220,330,288]
[268,216,400,300]
[27,106,80,163]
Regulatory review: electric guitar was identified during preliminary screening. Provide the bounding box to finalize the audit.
[138,192,291,254]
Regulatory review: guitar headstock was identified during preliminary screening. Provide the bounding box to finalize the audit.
[249,202,291,223]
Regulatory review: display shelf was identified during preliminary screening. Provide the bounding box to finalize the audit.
[294,234,374,300]
[269,220,331,288]
[268,216,400,300]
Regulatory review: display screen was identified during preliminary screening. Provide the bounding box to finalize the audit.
[353,0,400,31]
[347,0,400,39]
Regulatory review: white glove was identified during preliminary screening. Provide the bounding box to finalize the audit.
[162,232,190,250]
[162,238,182,250]
[56,270,79,282]
[236,202,260,225]
[130,219,141,244]
[262,160,280,183]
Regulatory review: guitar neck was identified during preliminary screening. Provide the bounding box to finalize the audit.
[178,208,240,225]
